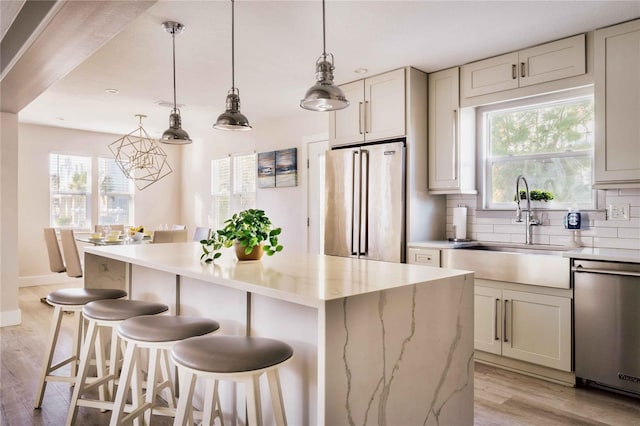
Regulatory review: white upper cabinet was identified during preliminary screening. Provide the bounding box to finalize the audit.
[330,68,406,146]
[428,67,476,194]
[462,34,586,99]
[594,19,640,187]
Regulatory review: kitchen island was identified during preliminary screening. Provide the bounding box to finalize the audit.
[83,242,474,426]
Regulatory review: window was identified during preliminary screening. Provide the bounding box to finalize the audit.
[479,91,594,209]
[211,153,256,230]
[50,154,91,228]
[98,157,134,225]
[49,153,134,230]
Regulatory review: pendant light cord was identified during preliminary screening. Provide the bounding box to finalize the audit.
[172,29,177,112]
[231,0,235,91]
[322,0,326,56]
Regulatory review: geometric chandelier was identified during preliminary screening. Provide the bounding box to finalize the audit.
[109,114,173,190]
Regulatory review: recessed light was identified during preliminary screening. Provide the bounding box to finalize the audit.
[155,100,186,109]
[105,88,120,94]
[354,68,368,74]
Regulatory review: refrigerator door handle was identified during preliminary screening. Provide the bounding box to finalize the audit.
[350,150,359,256]
[360,149,369,255]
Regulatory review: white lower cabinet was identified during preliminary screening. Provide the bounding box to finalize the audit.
[475,284,572,372]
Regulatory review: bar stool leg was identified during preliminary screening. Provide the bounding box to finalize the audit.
[267,370,287,426]
[107,326,121,399]
[159,349,177,409]
[245,375,263,426]
[173,369,197,426]
[66,318,100,426]
[70,309,83,379]
[34,305,64,408]
[202,379,223,426]
[142,347,160,425]
[94,325,109,403]
[110,341,137,426]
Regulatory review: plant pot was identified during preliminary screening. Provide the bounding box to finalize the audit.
[234,241,264,261]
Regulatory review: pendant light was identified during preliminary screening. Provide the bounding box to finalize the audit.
[110,114,173,190]
[214,0,251,131]
[300,0,349,112]
[160,21,192,144]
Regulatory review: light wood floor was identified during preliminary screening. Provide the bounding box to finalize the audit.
[2,283,640,425]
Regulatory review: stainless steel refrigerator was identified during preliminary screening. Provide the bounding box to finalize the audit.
[324,140,405,263]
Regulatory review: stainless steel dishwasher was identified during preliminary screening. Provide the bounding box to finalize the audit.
[573,259,640,396]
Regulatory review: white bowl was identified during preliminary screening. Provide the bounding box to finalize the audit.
[131,232,144,241]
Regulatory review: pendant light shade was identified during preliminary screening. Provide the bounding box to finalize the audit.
[214,0,252,131]
[300,0,349,112]
[160,21,192,144]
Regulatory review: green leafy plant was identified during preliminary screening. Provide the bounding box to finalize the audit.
[200,209,283,263]
[515,189,554,202]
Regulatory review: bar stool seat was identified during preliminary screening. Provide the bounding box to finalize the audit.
[66,299,169,425]
[109,315,221,426]
[34,288,127,409]
[172,335,294,426]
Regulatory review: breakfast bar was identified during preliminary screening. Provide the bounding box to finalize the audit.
[83,242,474,425]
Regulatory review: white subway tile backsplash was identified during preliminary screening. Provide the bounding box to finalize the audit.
[446,192,640,250]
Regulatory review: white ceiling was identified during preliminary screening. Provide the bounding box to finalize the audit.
[14,1,640,141]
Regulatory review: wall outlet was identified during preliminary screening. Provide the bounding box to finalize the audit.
[607,203,630,221]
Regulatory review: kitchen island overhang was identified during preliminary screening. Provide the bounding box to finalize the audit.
[84,242,474,425]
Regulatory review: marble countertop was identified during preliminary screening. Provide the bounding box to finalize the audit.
[408,240,477,249]
[563,247,640,263]
[85,242,472,308]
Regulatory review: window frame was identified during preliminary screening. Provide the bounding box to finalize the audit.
[476,87,596,211]
[210,152,257,231]
[49,152,134,231]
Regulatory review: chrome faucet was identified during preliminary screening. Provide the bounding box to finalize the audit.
[515,175,539,245]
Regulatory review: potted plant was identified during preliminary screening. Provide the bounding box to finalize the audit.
[200,209,283,263]
[515,189,554,207]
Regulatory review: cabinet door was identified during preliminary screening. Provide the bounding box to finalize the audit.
[365,68,406,141]
[474,286,502,355]
[594,19,640,185]
[329,80,365,147]
[428,67,460,191]
[461,52,518,98]
[501,290,571,371]
[519,34,586,87]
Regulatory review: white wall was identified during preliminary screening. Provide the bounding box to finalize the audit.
[18,124,183,280]
[1,112,21,325]
[180,109,327,255]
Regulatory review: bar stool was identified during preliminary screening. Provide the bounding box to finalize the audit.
[66,299,169,425]
[34,287,127,409]
[109,315,221,426]
[171,335,294,426]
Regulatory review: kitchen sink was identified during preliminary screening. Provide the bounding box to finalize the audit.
[441,244,570,289]
[464,243,570,256]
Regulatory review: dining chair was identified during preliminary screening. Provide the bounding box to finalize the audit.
[60,229,83,278]
[44,228,66,273]
[192,227,210,242]
[95,224,125,234]
[152,229,188,244]
[171,224,187,230]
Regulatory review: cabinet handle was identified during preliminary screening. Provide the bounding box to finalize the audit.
[503,299,509,343]
[453,109,458,181]
[358,102,364,135]
[494,298,500,341]
[365,100,371,134]
[520,62,526,78]
[511,64,517,79]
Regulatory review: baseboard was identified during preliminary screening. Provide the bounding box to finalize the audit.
[475,350,576,386]
[0,309,22,327]
[19,274,80,287]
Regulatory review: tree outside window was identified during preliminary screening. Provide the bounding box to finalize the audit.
[482,94,594,209]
